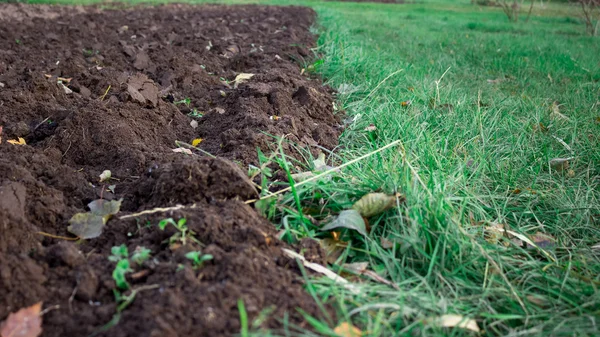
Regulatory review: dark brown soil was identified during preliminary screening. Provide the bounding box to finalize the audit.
[0,3,340,337]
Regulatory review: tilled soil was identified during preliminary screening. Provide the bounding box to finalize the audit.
[0,4,340,336]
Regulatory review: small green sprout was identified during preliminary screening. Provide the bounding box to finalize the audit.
[174,97,191,106]
[112,259,132,290]
[108,244,151,290]
[131,247,151,265]
[158,217,198,245]
[188,108,204,119]
[185,251,213,269]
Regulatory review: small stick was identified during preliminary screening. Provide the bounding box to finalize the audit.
[37,231,79,241]
[99,85,111,101]
[120,204,198,220]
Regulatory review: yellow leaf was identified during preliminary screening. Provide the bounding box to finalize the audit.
[233,73,255,88]
[191,138,203,147]
[432,314,480,333]
[352,193,402,218]
[7,137,26,145]
[333,322,362,337]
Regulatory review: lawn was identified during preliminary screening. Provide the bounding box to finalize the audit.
[17,0,600,336]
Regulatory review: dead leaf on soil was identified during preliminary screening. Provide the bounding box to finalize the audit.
[190,120,198,129]
[321,209,367,237]
[172,148,193,155]
[7,137,26,146]
[352,193,402,218]
[191,138,203,147]
[67,212,105,239]
[428,314,480,333]
[333,322,362,337]
[233,73,254,89]
[0,302,43,337]
[88,198,122,223]
[99,170,111,182]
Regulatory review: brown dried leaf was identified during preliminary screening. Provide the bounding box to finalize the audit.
[319,238,345,264]
[528,232,556,250]
[0,302,43,337]
[549,157,572,172]
[333,322,362,337]
[352,193,400,218]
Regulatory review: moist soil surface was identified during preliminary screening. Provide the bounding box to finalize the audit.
[0,4,341,336]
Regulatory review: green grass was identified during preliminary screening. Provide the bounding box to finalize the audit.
[262,1,600,336]
[23,0,600,335]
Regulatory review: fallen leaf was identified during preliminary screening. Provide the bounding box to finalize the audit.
[333,322,362,337]
[484,223,507,245]
[549,157,572,172]
[88,199,122,223]
[191,138,203,147]
[190,120,198,129]
[172,148,193,155]
[430,314,480,333]
[7,137,26,145]
[528,232,556,250]
[233,73,254,89]
[99,170,111,182]
[321,209,367,236]
[67,212,105,239]
[0,302,43,337]
[318,238,346,264]
[352,193,400,218]
[400,100,412,107]
[364,124,376,132]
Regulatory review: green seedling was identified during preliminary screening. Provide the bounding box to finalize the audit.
[174,97,191,106]
[131,246,151,265]
[158,217,198,246]
[188,108,204,119]
[185,251,213,269]
[108,244,151,290]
